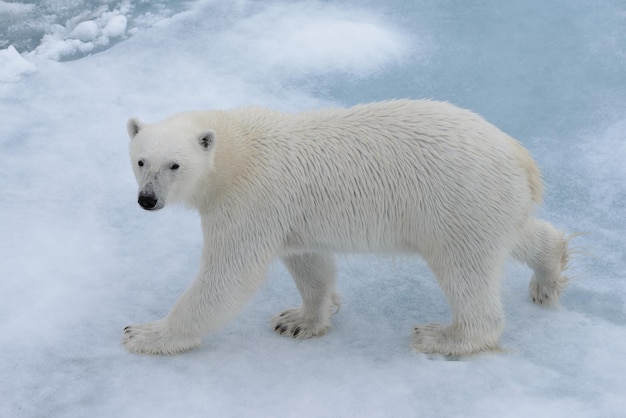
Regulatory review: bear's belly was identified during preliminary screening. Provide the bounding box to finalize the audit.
[282,218,423,255]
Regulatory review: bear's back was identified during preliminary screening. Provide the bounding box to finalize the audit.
[227,100,539,254]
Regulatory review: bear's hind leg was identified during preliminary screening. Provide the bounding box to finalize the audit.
[512,219,570,306]
[413,253,506,357]
[273,252,340,338]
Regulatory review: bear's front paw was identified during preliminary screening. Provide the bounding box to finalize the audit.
[272,308,331,339]
[122,320,201,355]
[412,323,497,357]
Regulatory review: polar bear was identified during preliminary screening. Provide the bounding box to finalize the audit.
[123,99,570,356]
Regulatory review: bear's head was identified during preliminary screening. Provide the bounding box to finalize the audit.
[127,115,216,210]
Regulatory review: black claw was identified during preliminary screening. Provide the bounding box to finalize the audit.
[280,312,287,318]
[280,325,288,334]
[293,327,301,337]
[274,324,281,332]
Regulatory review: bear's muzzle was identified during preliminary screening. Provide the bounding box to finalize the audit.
[138,193,159,210]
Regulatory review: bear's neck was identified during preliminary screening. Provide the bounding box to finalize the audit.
[193,110,274,211]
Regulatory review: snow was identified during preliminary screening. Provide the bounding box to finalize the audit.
[1,0,625,417]
[0,0,33,14]
[0,45,35,81]
[215,2,414,77]
[29,5,132,60]
[69,20,101,42]
[102,14,128,38]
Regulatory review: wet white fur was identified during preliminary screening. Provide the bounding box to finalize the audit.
[123,99,570,356]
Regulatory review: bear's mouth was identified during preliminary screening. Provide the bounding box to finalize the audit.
[140,204,164,211]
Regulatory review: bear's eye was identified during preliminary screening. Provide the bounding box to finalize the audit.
[170,163,180,170]
[137,160,144,167]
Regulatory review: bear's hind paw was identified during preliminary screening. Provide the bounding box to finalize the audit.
[412,323,498,357]
[529,275,564,306]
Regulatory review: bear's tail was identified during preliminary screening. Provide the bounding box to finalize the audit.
[511,138,544,204]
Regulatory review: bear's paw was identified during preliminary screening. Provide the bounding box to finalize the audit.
[122,320,201,355]
[412,323,498,357]
[272,308,332,339]
[529,274,565,306]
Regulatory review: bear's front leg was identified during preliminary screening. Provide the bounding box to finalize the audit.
[122,273,215,355]
[123,237,272,355]
[273,252,341,338]
[123,319,201,355]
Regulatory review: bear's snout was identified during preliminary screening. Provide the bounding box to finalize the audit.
[138,193,159,210]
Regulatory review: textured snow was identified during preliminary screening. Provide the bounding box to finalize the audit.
[68,20,100,42]
[0,45,35,81]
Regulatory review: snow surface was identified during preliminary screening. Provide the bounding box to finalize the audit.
[0,45,35,81]
[1,0,625,417]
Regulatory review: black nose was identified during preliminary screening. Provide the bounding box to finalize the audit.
[138,194,158,210]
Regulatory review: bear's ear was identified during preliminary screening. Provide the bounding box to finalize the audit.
[197,129,216,150]
[127,117,144,139]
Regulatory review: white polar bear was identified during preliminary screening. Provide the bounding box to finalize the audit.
[123,99,571,356]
